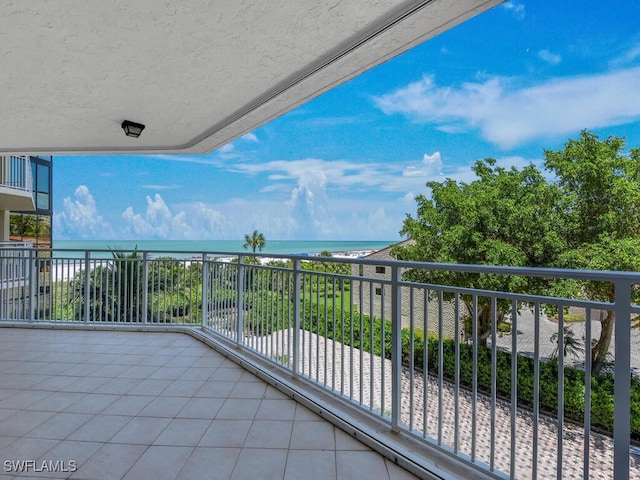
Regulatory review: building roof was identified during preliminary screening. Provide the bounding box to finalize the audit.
[363,238,416,259]
[0,0,501,155]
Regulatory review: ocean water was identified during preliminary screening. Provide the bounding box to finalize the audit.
[52,239,398,258]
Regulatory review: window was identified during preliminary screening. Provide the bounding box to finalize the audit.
[9,213,51,248]
[375,266,386,274]
[375,287,382,296]
[11,156,53,249]
[35,163,50,210]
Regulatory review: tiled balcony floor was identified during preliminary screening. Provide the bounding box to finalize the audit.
[0,328,417,480]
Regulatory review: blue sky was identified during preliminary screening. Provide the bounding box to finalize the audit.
[53,1,640,241]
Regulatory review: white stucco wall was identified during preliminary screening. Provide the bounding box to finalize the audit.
[0,211,9,242]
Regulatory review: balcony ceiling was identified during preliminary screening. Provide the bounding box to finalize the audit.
[0,0,501,155]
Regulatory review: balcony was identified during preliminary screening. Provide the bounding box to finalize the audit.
[1,246,639,479]
[0,156,35,211]
[0,241,32,294]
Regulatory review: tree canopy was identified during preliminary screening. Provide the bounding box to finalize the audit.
[243,230,266,253]
[546,131,640,373]
[395,130,640,374]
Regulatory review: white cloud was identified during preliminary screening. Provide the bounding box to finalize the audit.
[422,151,443,172]
[267,174,289,181]
[537,49,562,65]
[374,68,640,148]
[55,156,544,243]
[140,184,181,190]
[611,44,640,67]
[233,155,446,194]
[402,152,442,178]
[212,132,259,157]
[287,171,332,238]
[118,193,299,240]
[501,1,525,20]
[230,154,458,238]
[54,183,408,242]
[274,154,532,238]
[54,185,114,239]
[120,194,231,240]
[363,208,394,237]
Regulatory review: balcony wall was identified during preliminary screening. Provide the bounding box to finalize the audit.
[1,246,639,479]
[0,156,35,213]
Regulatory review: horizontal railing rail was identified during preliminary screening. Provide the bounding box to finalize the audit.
[0,241,33,248]
[1,246,638,480]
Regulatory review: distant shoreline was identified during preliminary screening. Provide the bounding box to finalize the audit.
[48,248,378,282]
[51,239,397,259]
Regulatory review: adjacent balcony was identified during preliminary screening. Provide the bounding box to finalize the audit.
[0,156,35,211]
[1,246,639,479]
[0,241,32,293]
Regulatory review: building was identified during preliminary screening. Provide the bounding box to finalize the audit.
[352,239,461,338]
[9,155,53,249]
[0,155,52,319]
[0,155,35,241]
[0,155,52,247]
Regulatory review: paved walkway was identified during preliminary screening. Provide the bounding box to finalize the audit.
[493,308,640,374]
[257,328,640,479]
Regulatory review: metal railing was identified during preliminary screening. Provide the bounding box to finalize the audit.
[0,241,33,281]
[1,246,639,479]
[0,243,34,323]
[0,155,33,192]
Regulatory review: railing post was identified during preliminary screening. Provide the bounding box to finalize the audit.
[292,259,301,377]
[201,255,209,328]
[614,278,632,480]
[83,250,90,323]
[391,264,402,432]
[28,249,35,322]
[237,255,245,346]
[141,252,148,324]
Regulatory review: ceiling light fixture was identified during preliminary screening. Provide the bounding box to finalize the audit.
[121,120,145,138]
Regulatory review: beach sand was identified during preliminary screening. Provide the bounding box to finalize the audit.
[46,250,375,282]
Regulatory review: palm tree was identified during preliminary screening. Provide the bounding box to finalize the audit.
[71,248,160,322]
[243,230,266,253]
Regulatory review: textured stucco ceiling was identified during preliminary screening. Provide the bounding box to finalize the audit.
[0,0,501,155]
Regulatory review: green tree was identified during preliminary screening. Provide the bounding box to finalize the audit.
[317,250,334,272]
[243,230,266,253]
[396,158,568,345]
[397,131,640,375]
[545,131,640,374]
[9,214,22,236]
[71,248,159,322]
